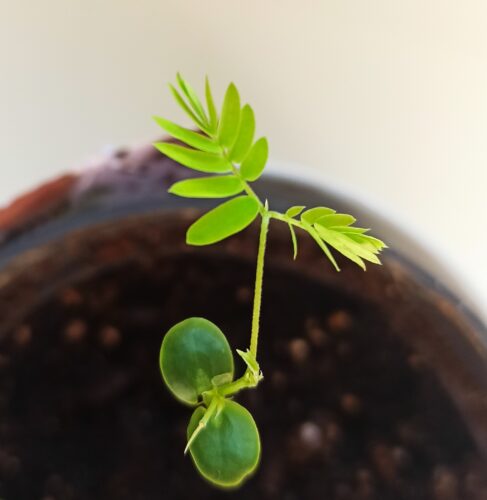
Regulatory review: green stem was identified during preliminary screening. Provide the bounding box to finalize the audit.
[214,201,269,399]
[249,212,269,357]
[218,375,255,398]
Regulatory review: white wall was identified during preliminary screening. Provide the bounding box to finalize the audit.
[1,1,486,316]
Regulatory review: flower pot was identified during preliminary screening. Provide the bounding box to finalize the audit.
[0,142,485,499]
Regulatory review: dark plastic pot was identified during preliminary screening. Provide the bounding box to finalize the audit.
[0,141,485,498]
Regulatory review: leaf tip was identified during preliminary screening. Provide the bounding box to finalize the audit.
[152,141,164,152]
[176,71,185,86]
[331,258,341,272]
[152,115,165,128]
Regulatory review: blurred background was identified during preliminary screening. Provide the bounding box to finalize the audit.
[0,1,486,317]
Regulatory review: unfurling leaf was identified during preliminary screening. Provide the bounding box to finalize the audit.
[187,399,260,488]
[160,318,234,405]
[301,207,336,224]
[344,238,382,264]
[314,224,366,270]
[349,233,387,250]
[230,105,255,162]
[154,143,231,173]
[305,224,340,271]
[285,206,305,218]
[218,83,241,148]
[153,116,220,153]
[240,137,268,181]
[187,196,260,246]
[169,176,243,198]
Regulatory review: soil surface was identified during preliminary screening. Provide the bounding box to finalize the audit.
[0,252,486,500]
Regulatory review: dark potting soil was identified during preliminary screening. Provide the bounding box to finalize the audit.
[0,253,486,500]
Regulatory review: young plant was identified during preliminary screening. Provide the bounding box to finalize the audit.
[154,74,387,488]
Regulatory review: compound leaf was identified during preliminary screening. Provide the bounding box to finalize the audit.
[187,399,260,488]
[187,195,259,246]
[169,176,243,198]
[160,318,234,405]
[240,137,268,181]
[154,142,231,173]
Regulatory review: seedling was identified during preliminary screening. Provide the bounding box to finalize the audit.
[154,74,386,488]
